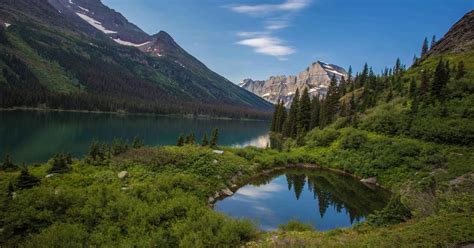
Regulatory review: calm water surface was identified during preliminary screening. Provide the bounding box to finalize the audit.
[0,110,270,163]
[215,168,390,231]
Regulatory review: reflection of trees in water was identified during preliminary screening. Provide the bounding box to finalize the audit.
[251,168,391,222]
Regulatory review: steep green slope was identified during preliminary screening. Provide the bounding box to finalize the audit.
[0,0,273,118]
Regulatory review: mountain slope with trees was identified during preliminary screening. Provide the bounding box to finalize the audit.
[0,0,273,119]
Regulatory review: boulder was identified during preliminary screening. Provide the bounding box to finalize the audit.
[118,171,129,180]
[213,150,224,155]
[45,174,55,178]
[221,188,234,196]
[208,196,215,203]
[212,159,219,165]
[360,177,377,184]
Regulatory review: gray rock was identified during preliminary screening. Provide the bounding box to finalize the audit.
[208,196,215,203]
[118,171,129,180]
[360,177,377,184]
[45,174,55,178]
[212,159,219,165]
[221,188,234,196]
[240,61,348,106]
[213,150,224,155]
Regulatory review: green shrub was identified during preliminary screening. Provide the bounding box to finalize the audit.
[0,154,17,171]
[366,194,412,227]
[278,220,314,232]
[48,152,72,174]
[341,130,368,149]
[307,128,340,147]
[16,166,40,190]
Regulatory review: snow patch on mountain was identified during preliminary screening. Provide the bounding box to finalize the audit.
[77,5,90,12]
[4,23,11,28]
[113,38,150,47]
[75,12,117,34]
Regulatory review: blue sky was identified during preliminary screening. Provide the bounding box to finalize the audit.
[103,0,473,83]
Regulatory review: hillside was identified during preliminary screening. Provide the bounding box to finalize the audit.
[0,0,273,119]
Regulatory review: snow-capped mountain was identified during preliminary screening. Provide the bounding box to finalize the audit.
[240,61,348,106]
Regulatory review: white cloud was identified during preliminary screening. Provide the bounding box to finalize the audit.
[230,0,311,16]
[237,36,295,58]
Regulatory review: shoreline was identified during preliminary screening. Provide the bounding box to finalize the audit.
[0,107,270,122]
[208,163,387,207]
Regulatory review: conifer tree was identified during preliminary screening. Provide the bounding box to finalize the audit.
[210,128,219,147]
[298,88,311,133]
[409,77,417,99]
[310,95,321,129]
[421,37,429,57]
[277,101,287,133]
[432,58,448,101]
[283,89,300,138]
[186,133,196,145]
[132,135,144,149]
[176,134,185,146]
[456,61,465,79]
[430,35,437,50]
[349,90,357,122]
[394,58,402,75]
[270,102,279,132]
[201,133,209,146]
[16,165,40,190]
[48,152,72,174]
[1,154,17,171]
[323,75,340,124]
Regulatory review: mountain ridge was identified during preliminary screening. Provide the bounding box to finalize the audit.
[0,0,273,118]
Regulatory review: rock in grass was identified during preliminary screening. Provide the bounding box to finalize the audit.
[360,177,377,184]
[221,188,234,196]
[118,171,129,180]
[213,150,224,155]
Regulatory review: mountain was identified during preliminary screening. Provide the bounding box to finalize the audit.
[0,0,272,118]
[240,61,347,106]
[427,10,474,57]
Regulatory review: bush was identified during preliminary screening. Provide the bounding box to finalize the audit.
[16,166,40,190]
[307,128,340,147]
[48,152,72,174]
[1,154,17,171]
[366,194,412,227]
[278,220,314,232]
[111,138,129,156]
[341,130,368,149]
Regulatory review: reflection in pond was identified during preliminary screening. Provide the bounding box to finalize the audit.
[215,168,391,231]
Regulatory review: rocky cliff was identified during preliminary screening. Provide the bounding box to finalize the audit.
[240,61,348,106]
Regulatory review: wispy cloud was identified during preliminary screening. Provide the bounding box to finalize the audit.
[237,36,295,58]
[229,0,312,60]
[230,0,311,16]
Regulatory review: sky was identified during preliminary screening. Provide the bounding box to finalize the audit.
[103,0,473,84]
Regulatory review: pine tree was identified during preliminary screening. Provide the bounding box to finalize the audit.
[283,89,300,138]
[298,88,311,133]
[210,128,219,148]
[347,66,353,82]
[176,134,185,146]
[1,154,17,171]
[186,132,196,145]
[359,63,369,87]
[310,95,321,129]
[432,58,448,101]
[324,75,340,124]
[16,165,40,190]
[412,54,419,66]
[430,35,436,50]
[270,102,279,132]
[349,90,357,122]
[421,37,429,57]
[456,61,465,79]
[201,133,209,146]
[132,135,144,149]
[48,152,72,174]
[277,101,287,133]
[409,77,417,99]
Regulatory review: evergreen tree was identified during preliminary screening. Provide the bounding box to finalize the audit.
[283,89,300,138]
[270,102,279,132]
[421,37,429,57]
[48,152,72,174]
[310,95,321,129]
[430,35,437,50]
[339,76,347,96]
[409,77,417,99]
[298,88,312,132]
[394,58,402,75]
[323,75,340,125]
[456,61,466,79]
[277,101,287,133]
[16,165,40,190]
[412,54,419,66]
[7,181,14,199]
[349,90,357,122]
[347,66,353,82]
[201,133,209,146]
[432,58,449,101]
[210,128,219,147]
[132,135,144,149]
[186,132,196,145]
[1,154,17,171]
[176,134,185,146]
[359,63,369,87]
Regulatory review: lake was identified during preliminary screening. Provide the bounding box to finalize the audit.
[0,110,270,163]
[215,168,391,231]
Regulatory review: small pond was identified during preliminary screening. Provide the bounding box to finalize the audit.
[214,168,391,231]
